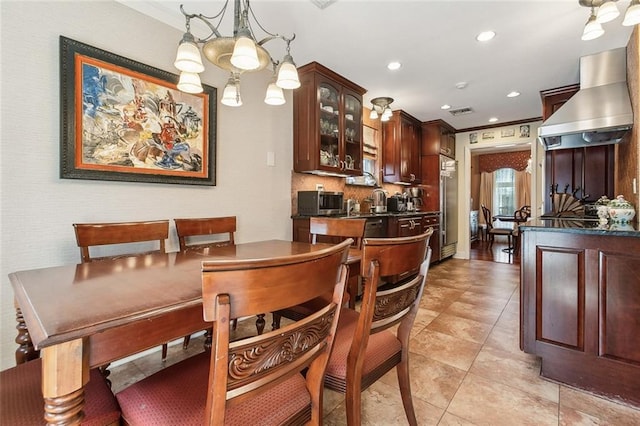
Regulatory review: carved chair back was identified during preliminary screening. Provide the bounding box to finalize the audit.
[174,216,236,252]
[201,239,351,425]
[309,217,366,250]
[73,220,169,263]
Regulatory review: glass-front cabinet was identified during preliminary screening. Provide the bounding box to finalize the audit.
[294,62,365,176]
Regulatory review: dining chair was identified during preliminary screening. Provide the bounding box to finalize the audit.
[73,220,171,360]
[271,217,366,331]
[174,216,237,348]
[511,205,531,253]
[115,239,352,426]
[324,229,433,426]
[0,358,121,425]
[480,204,513,248]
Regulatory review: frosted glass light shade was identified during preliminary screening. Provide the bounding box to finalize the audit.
[221,79,242,107]
[381,107,393,121]
[230,35,260,70]
[582,14,604,40]
[264,82,286,105]
[177,72,203,94]
[276,56,300,89]
[596,1,619,23]
[623,1,640,26]
[369,109,379,120]
[174,41,205,73]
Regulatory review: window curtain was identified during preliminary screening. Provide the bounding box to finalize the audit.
[515,170,531,211]
[479,171,494,226]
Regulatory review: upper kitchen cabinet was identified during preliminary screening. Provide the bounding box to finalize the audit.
[293,62,366,176]
[422,119,456,159]
[382,110,421,184]
[540,85,614,202]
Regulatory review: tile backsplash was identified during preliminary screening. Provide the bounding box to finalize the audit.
[291,172,405,215]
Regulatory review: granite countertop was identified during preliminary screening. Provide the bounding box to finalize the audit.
[292,211,440,219]
[520,218,640,237]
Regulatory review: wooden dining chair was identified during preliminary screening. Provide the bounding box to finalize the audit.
[73,220,171,360]
[512,205,531,253]
[174,216,237,348]
[271,217,366,331]
[0,358,121,425]
[324,229,433,426]
[115,239,352,426]
[480,204,513,248]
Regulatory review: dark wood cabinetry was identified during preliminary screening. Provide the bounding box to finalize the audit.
[540,85,614,202]
[521,227,640,406]
[293,62,366,176]
[382,110,421,184]
[421,119,456,159]
[422,213,441,263]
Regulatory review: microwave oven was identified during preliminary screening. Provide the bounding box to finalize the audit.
[297,191,344,216]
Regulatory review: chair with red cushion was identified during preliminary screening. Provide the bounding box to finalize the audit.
[324,229,433,426]
[74,220,171,361]
[115,239,351,425]
[0,358,120,425]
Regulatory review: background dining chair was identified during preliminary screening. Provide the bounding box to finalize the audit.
[271,217,366,330]
[511,205,532,253]
[323,230,433,426]
[73,220,171,360]
[115,239,352,426]
[0,358,121,425]
[480,204,514,248]
[174,216,237,348]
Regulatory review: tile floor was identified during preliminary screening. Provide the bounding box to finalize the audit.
[109,258,640,425]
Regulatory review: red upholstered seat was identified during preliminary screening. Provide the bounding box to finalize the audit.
[117,352,311,425]
[325,308,402,389]
[0,358,121,426]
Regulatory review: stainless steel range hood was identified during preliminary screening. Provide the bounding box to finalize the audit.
[538,48,633,151]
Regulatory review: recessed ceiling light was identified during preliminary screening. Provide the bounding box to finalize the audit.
[507,91,521,98]
[387,61,402,71]
[441,104,451,110]
[476,31,496,42]
[488,117,499,123]
[455,82,468,89]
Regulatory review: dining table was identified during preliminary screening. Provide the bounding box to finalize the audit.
[9,239,359,425]
[492,214,530,253]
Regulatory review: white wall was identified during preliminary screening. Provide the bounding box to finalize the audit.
[454,121,544,259]
[0,1,293,369]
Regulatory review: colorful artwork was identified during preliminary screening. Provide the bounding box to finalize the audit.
[61,37,216,185]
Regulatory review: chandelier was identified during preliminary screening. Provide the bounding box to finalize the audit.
[369,97,394,122]
[174,1,301,107]
[580,0,640,41]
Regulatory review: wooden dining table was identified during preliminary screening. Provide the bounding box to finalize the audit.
[9,239,359,425]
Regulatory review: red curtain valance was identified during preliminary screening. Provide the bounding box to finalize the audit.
[478,151,530,173]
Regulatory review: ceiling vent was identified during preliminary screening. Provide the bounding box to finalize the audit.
[310,0,337,9]
[449,107,474,116]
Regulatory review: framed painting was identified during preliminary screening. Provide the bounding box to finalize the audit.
[60,36,216,185]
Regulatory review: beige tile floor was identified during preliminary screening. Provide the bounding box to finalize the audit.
[109,258,640,425]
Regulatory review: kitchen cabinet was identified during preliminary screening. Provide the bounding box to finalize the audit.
[422,213,441,263]
[382,110,421,184]
[520,226,640,406]
[293,62,366,176]
[393,216,423,237]
[540,85,614,202]
[470,210,479,242]
[421,119,456,159]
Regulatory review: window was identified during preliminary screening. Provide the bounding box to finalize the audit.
[493,168,516,215]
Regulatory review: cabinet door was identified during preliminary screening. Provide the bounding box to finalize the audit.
[403,118,421,183]
[343,90,363,174]
[318,79,341,172]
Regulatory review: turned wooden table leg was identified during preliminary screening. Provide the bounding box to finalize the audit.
[256,314,266,335]
[42,339,88,426]
[15,301,39,364]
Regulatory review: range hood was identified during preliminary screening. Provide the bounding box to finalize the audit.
[538,48,633,151]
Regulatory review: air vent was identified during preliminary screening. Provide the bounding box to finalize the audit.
[449,107,474,116]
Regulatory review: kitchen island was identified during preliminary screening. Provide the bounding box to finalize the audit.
[519,218,640,407]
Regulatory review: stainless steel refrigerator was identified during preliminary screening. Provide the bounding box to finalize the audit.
[440,156,458,259]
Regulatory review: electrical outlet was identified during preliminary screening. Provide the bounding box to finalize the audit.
[315,183,324,191]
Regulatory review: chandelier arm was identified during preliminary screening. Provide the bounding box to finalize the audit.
[179,3,229,42]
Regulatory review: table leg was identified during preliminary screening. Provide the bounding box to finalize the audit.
[42,339,88,425]
[15,302,39,364]
[256,314,266,335]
